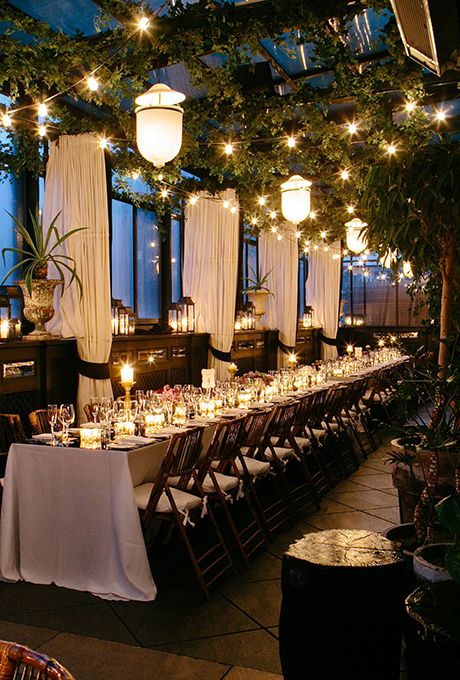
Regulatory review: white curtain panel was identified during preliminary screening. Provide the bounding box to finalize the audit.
[183,188,239,381]
[259,224,298,368]
[43,134,113,421]
[306,241,342,361]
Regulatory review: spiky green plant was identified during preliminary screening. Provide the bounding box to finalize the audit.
[1,210,85,297]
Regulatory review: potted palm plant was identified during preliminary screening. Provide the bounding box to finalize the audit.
[1,210,84,339]
[242,266,273,317]
[361,139,460,551]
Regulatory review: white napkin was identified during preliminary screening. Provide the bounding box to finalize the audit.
[116,435,153,445]
[32,433,52,441]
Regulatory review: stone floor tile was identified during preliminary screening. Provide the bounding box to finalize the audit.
[39,633,229,680]
[306,510,394,533]
[4,603,138,645]
[224,666,282,680]
[325,479,372,496]
[109,593,257,647]
[157,629,282,674]
[0,581,96,616]
[0,620,59,650]
[352,464,387,476]
[330,489,399,511]
[351,473,394,490]
[313,498,356,514]
[219,579,281,628]
[365,506,400,524]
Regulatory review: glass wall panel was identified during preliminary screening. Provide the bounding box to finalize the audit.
[136,208,161,319]
[111,200,134,308]
[0,176,20,285]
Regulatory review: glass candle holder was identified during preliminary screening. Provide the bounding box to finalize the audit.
[145,411,165,435]
[172,403,187,426]
[114,420,136,438]
[80,426,102,450]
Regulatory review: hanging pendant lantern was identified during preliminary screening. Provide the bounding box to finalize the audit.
[280,175,312,225]
[345,217,368,254]
[135,83,185,168]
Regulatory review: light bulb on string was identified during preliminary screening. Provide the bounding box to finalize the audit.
[340,169,349,180]
[189,195,198,205]
[157,173,163,181]
[224,143,233,155]
[87,75,99,92]
[223,199,230,209]
[230,206,237,214]
[332,253,340,260]
[161,189,169,198]
[271,225,278,233]
[258,196,266,206]
[309,211,316,220]
[346,205,355,214]
[435,109,446,122]
[324,245,329,252]
[295,231,301,239]
[287,136,295,148]
[405,101,416,113]
[313,244,319,251]
[98,137,108,149]
[38,124,47,137]
[320,230,327,240]
[251,217,258,226]
[348,122,357,135]
[38,103,47,118]
[138,16,150,30]
[277,234,283,241]
[270,210,276,219]
[2,112,12,127]
[387,143,397,156]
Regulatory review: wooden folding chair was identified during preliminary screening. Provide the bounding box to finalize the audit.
[134,426,235,598]
[198,416,268,566]
[0,414,27,453]
[29,409,51,435]
[0,639,75,679]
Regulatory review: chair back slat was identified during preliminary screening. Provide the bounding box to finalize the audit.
[28,410,50,436]
[268,401,298,441]
[200,416,246,476]
[240,410,272,458]
[0,640,75,680]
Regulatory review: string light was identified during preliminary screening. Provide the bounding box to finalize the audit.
[161,188,168,198]
[309,211,316,220]
[324,245,329,252]
[230,206,237,214]
[224,143,233,155]
[158,173,164,181]
[435,109,446,122]
[270,210,276,219]
[332,253,340,260]
[340,169,349,180]
[38,124,47,137]
[258,196,266,206]
[98,137,108,149]
[287,136,296,148]
[304,246,309,253]
[138,16,150,30]
[223,199,230,209]
[346,205,355,214]
[189,195,198,205]
[348,122,358,135]
[38,103,48,117]
[131,171,140,179]
[405,101,416,113]
[251,217,258,225]
[320,230,327,239]
[277,233,283,241]
[387,143,397,155]
[87,75,99,92]
[348,264,353,271]
[271,225,278,233]
[2,112,11,127]
[342,249,348,256]
[295,231,301,239]
[313,244,319,251]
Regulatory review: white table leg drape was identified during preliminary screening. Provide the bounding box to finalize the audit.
[43,133,113,421]
[259,225,298,368]
[183,189,239,381]
[305,241,342,360]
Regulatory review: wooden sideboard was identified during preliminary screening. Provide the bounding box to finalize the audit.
[295,327,322,365]
[231,330,279,374]
[336,326,434,356]
[0,338,78,432]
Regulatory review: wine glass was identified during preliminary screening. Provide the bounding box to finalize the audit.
[59,404,75,446]
[47,404,59,445]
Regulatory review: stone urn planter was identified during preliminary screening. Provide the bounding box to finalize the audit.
[246,290,269,329]
[19,279,62,340]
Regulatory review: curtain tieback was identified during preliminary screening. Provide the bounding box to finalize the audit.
[278,340,295,356]
[77,358,111,380]
[209,345,232,362]
[320,333,339,347]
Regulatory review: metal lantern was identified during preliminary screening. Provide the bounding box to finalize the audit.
[345,217,368,254]
[135,83,185,168]
[302,305,313,328]
[280,175,312,225]
[168,303,180,333]
[0,293,11,340]
[177,296,195,333]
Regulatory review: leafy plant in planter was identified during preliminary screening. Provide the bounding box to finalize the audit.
[242,266,273,295]
[1,210,85,337]
[362,140,460,546]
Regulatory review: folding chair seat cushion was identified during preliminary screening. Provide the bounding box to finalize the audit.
[235,456,271,476]
[264,446,295,461]
[134,483,202,513]
[311,427,327,439]
[322,420,340,431]
[294,436,311,449]
[202,472,239,494]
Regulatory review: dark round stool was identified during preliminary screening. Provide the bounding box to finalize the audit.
[279,529,405,680]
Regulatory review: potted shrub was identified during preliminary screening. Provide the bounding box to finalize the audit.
[242,266,273,317]
[1,210,84,339]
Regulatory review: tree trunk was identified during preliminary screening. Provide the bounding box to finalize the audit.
[437,231,456,379]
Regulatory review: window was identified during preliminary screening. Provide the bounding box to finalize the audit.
[298,252,308,319]
[341,252,425,326]
[242,224,258,304]
[136,208,161,319]
[111,199,134,309]
[0,176,20,287]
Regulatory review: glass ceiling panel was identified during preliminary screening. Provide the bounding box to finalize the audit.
[260,34,320,77]
[345,8,391,55]
[8,0,118,36]
[149,63,206,100]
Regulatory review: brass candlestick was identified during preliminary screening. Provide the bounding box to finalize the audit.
[227,363,238,383]
[120,379,135,411]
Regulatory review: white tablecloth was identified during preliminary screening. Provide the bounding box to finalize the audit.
[0,444,157,601]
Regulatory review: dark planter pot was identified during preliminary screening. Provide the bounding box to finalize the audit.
[413,543,452,583]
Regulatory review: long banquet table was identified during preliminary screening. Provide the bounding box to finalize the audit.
[0,355,409,602]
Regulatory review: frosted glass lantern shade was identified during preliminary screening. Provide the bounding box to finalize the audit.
[280,175,312,224]
[135,83,185,168]
[379,249,397,269]
[345,218,368,254]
